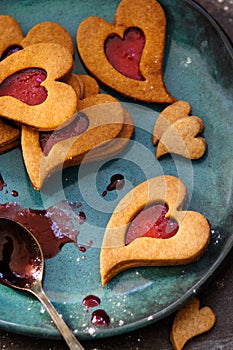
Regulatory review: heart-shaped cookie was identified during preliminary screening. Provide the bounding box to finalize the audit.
[153,101,206,159]
[170,297,216,350]
[77,0,176,103]
[0,43,77,130]
[21,94,133,190]
[100,175,210,285]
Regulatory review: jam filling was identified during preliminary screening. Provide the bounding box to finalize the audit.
[0,68,47,106]
[125,203,179,245]
[105,27,145,81]
[39,112,89,156]
[0,45,23,61]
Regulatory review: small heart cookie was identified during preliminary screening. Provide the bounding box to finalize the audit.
[77,0,176,103]
[170,297,216,350]
[153,101,206,159]
[0,16,74,59]
[0,119,20,153]
[0,43,77,130]
[100,175,210,285]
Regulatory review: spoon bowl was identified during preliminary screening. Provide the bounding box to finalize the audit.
[0,217,84,350]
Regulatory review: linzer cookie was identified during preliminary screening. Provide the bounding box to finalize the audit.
[0,43,77,130]
[170,297,216,350]
[0,119,20,153]
[0,16,74,59]
[153,101,207,159]
[100,175,210,285]
[77,0,176,103]
[21,94,133,190]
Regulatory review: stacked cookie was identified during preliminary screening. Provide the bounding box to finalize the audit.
[0,17,134,190]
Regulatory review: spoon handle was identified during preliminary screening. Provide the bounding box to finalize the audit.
[31,282,85,350]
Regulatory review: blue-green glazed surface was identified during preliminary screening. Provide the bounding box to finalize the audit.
[0,0,232,340]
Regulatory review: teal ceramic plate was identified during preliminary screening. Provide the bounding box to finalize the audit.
[0,0,232,340]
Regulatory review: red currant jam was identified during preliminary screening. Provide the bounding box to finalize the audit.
[125,203,179,245]
[105,27,145,81]
[0,68,47,106]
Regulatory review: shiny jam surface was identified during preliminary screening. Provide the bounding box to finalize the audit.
[102,173,125,197]
[0,68,47,106]
[0,220,42,288]
[125,203,179,245]
[105,27,145,80]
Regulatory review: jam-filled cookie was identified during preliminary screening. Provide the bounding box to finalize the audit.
[77,0,176,103]
[0,43,77,130]
[100,175,210,285]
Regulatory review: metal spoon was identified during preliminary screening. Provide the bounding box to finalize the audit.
[0,217,85,350]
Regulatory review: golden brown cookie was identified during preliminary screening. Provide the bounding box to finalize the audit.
[21,94,133,190]
[0,43,77,130]
[153,101,206,159]
[100,175,210,285]
[170,297,216,350]
[0,16,75,152]
[77,0,176,103]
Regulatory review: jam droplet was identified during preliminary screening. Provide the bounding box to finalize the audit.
[0,202,80,259]
[39,112,89,156]
[0,68,47,106]
[91,309,110,327]
[0,219,42,289]
[125,203,179,245]
[82,295,101,311]
[102,174,125,197]
[105,27,145,81]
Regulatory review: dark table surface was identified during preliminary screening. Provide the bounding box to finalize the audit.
[0,1,232,349]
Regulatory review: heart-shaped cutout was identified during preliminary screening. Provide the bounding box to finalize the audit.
[170,297,216,350]
[0,16,74,59]
[100,175,210,285]
[39,112,89,156]
[0,68,47,106]
[105,27,145,81]
[77,0,176,103]
[125,203,179,244]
